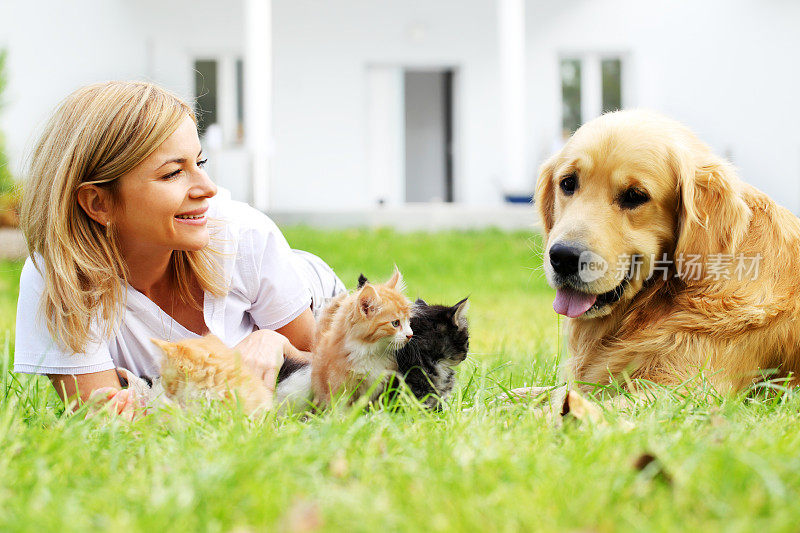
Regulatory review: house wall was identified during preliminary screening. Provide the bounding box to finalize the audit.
[0,0,244,176]
[2,1,799,212]
[271,0,503,209]
[526,0,800,212]
[0,1,146,175]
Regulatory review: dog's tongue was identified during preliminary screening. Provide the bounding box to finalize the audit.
[553,288,597,318]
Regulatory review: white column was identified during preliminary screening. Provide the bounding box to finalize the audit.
[217,55,238,146]
[498,0,527,195]
[581,54,602,123]
[244,0,272,210]
[366,66,405,206]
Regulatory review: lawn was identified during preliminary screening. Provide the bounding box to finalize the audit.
[2,228,800,532]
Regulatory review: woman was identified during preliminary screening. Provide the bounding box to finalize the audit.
[14,81,344,416]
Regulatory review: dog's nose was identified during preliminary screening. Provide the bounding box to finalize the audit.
[549,243,582,276]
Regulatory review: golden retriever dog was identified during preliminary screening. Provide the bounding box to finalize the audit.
[535,110,800,394]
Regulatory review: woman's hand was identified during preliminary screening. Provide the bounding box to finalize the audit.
[50,369,145,420]
[275,308,316,351]
[234,329,295,387]
[85,386,147,421]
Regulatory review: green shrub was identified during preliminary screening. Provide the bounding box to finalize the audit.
[0,49,14,194]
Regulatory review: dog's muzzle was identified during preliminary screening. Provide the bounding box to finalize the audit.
[547,242,627,318]
[549,243,583,277]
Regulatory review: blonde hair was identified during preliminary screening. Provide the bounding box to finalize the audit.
[21,81,225,354]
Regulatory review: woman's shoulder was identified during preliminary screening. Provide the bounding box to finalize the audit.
[206,188,296,293]
[208,187,284,245]
[19,255,45,292]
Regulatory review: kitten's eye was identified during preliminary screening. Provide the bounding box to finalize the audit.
[619,188,650,209]
[559,173,577,195]
[391,320,401,328]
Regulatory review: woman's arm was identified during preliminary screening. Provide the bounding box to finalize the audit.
[275,308,316,351]
[235,307,316,387]
[48,370,144,419]
[48,369,122,405]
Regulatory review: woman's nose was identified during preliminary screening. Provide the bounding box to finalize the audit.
[191,168,218,198]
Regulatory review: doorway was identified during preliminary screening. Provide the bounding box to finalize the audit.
[404,70,454,202]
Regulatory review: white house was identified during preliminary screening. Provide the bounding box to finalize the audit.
[1,0,799,213]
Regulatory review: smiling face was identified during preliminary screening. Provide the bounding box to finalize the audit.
[111,116,217,256]
[537,111,684,319]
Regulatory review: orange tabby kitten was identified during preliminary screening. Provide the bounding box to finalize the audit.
[311,268,413,408]
[151,335,273,415]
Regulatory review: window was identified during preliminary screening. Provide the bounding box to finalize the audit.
[560,55,624,139]
[194,60,218,136]
[560,58,582,138]
[235,59,245,142]
[601,58,622,113]
[193,57,245,144]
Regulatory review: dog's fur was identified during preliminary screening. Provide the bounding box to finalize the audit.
[536,110,800,393]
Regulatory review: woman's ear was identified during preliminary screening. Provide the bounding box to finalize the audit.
[76,184,113,226]
[535,155,557,234]
[673,147,751,259]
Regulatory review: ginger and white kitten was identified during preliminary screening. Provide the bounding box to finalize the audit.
[310,268,413,408]
[151,335,274,415]
[150,269,412,414]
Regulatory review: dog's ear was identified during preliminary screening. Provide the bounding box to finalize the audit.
[535,155,558,234]
[673,147,751,258]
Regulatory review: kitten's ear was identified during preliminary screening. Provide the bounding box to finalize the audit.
[452,298,469,328]
[358,284,381,316]
[415,298,427,306]
[151,338,173,353]
[357,274,368,288]
[385,266,405,291]
[198,334,230,354]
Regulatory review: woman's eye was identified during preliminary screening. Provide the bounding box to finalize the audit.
[559,173,577,195]
[160,169,181,180]
[197,158,208,168]
[391,320,400,327]
[619,188,650,209]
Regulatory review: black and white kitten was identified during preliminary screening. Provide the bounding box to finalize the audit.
[358,275,470,409]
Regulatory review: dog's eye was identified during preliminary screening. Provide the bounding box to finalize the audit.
[619,188,650,209]
[559,174,577,195]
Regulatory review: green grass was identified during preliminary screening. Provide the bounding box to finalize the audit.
[2,228,800,532]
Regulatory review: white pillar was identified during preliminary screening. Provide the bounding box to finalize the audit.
[244,0,272,210]
[582,54,602,123]
[217,55,238,146]
[498,0,527,195]
[366,66,405,206]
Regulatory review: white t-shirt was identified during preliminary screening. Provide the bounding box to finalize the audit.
[13,191,312,380]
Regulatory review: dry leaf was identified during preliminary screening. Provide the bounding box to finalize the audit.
[632,452,673,485]
[329,452,349,478]
[280,499,323,533]
[561,389,605,425]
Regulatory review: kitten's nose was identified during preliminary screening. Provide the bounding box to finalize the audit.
[406,334,413,340]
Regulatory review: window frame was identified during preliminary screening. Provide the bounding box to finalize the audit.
[557,52,630,140]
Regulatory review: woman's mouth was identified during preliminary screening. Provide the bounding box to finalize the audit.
[175,207,208,225]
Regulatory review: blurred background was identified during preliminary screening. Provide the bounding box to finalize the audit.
[0,0,798,228]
